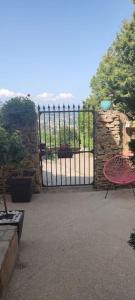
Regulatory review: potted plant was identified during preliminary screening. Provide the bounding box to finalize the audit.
[100,99,112,110]
[0,96,37,202]
[9,159,35,203]
[100,93,116,111]
[0,127,25,239]
[58,144,73,158]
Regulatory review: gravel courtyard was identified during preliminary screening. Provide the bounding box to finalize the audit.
[2,188,135,300]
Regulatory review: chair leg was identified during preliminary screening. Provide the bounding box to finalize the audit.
[132,184,135,196]
[105,189,109,199]
[105,184,116,198]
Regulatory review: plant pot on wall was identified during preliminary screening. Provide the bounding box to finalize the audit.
[58,150,73,158]
[9,177,33,202]
[58,144,73,158]
[0,210,24,240]
[100,100,112,111]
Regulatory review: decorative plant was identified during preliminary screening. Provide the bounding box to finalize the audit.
[59,144,71,151]
[0,96,37,132]
[0,127,25,216]
[58,143,73,158]
[58,126,80,149]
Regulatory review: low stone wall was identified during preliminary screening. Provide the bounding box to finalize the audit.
[94,110,130,189]
[0,111,41,194]
[0,226,18,298]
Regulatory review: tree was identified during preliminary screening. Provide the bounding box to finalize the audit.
[0,128,25,215]
[85,9,135,119]
[79,107,93,149]
[58,126,80,149]
[1,96,37,132]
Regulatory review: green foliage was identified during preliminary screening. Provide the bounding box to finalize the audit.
[0,127,9,165]
[41,126,80,149]
[85,11,135,119]
[79,108,93,149]
[1,96,37,132]
[41,131,58,148]
[8,131,26,164]
[0,127,26,214]
[58,126,80,148]
[0,127,25,167]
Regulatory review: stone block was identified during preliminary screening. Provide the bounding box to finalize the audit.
[0,226,18,298]
[0,226,17,241]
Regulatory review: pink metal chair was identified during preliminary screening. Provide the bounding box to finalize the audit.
[103,154,135,198]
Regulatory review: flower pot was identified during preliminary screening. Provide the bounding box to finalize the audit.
[9,177,33,202]
[58,150,73,158]
[0,210,24,240]
[100,100,112,111]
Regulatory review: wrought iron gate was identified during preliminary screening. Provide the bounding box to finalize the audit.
[38,105,95,187]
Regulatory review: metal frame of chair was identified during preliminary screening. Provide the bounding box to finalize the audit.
[103,154,135,198]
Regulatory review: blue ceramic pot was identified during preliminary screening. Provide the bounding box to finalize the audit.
[100,100,112,111]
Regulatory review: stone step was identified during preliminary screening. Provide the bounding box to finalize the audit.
[0,225,18,298]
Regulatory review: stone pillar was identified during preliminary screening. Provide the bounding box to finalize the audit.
[18,123,41,193]
[94,110,130,189]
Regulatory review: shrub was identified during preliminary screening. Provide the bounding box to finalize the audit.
[1,96,37,132]
[0,127,25,214]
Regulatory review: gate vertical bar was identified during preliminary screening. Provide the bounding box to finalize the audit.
[63,105,67,185]
[73,105,76,185]
[58,106,62,185]
[48,105,53,186]
[43,106,48,186]
[78,105,81,184]
[38,105,43,186]
[88,106,91,184]
[68,105,71,185]
[93,106,96,186]
[83,105,86,184]
[53,105,57,186]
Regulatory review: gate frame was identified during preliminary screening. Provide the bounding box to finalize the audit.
[38,105,96,187]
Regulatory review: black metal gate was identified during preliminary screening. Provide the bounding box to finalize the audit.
[38,105,95,187]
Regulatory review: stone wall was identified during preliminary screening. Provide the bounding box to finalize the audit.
[0,119,42,194]
[16,122,41,193]
[94,110,130,189]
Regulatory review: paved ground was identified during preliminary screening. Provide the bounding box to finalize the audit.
[2,188,135,300]
[42,153,93,186]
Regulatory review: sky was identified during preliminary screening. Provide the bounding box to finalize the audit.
[0,0,134,106]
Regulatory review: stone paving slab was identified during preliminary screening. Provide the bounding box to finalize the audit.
[2,188,135,300]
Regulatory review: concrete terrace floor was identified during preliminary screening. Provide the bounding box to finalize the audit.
[2,188,135,300]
